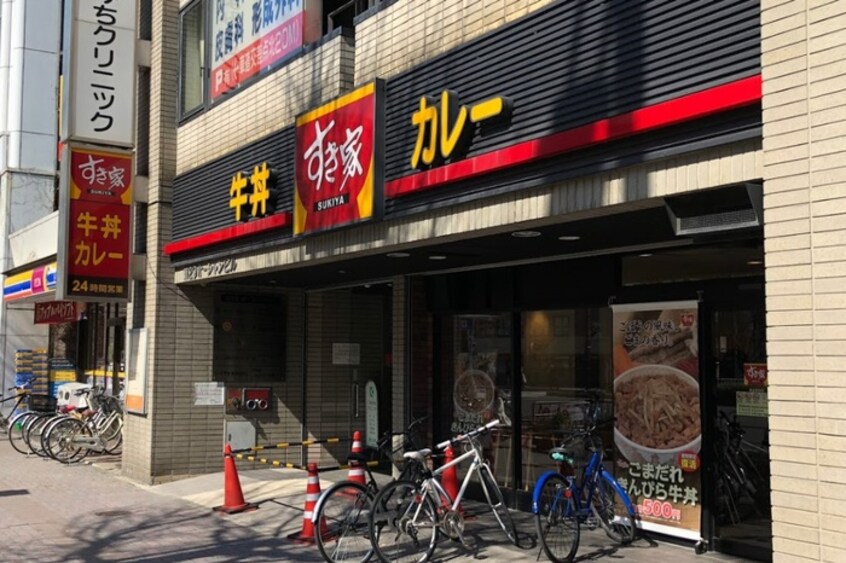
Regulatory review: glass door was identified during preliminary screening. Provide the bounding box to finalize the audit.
[304,284,393,470]
[707,303,772,560]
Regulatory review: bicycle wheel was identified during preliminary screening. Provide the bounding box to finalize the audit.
[535,473,580,563]
[44,417,91,463]
[591,472,636,544]
[315,481,374,563]
[24,413,55,457]
[99,414,123,455]
[370,480,438,563]
[479,465,518,546]
[8,412,38,455]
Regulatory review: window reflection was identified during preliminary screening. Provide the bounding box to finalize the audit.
[520,309,613,492]
[439,315,513,486]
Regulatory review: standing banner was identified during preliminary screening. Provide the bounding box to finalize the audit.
[612,301,702,541]
[57,144,133,301]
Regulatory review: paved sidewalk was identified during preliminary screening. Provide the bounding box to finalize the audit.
[0,441,754,562]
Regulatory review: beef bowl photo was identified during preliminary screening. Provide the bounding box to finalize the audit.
[614,364,701,465]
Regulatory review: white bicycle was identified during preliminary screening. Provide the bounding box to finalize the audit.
[368,419,517,563]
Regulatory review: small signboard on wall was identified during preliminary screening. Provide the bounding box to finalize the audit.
[194,382,225,406]
[125,328,147,414]
[332,343,361,366]
[365,380,378,448]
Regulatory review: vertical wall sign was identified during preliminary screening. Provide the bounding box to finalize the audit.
[57,145,133,302]
[62,0,138,147]
[611,301,702,541]
[125,327,148,414]
[211,0,304,100]
[294,80,384,235]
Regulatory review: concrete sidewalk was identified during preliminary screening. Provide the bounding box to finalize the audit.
[0,441,754,562]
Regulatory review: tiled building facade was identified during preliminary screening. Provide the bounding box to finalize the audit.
[762,1,846,561]
[124,0,846,560]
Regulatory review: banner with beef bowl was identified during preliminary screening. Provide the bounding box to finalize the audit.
[612,301,701,540]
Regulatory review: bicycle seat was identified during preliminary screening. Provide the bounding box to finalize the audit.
[403,448,432,462]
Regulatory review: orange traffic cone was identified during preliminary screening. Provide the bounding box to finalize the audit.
[347,430,366,486]
[442,445,462,513]
[288,463,327,543]
[213,444,258,514]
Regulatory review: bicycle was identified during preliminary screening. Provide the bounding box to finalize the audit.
[0,386,31,433]
[6,392,60,455]
[313,416,430,563]
[532,398,638,563]
[368,419,517,563]
[41,386,124,463]
[713,410,769,526]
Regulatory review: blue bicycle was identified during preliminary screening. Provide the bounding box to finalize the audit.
[532,398,638,562]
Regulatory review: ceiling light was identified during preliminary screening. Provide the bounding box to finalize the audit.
[638,253,653,258]
[511,230,541,238]
[429,255,447,260]
[558,235,581,241]
[386,252,410,258]
[747,260,763,266]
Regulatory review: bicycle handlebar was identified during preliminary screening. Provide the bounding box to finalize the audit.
[376,414,431,450]
[436,419,501,451]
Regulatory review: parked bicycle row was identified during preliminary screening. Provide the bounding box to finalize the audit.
[311,394,637,563]
[5,386,124,463]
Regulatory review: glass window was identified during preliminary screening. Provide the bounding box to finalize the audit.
[214,293,286,380]
[520,308,613,492]
[438,314,513,486]
[179,1,205,117]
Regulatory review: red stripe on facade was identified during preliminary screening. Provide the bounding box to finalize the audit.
[164,213,292,255]
[386,75,762,198]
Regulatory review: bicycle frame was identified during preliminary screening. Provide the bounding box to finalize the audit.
[532,448,635,519]
[427,446,479,512]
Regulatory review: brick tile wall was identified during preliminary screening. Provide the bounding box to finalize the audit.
[176,34,354,175]
[763,0,846,560]
[355,0,557,82]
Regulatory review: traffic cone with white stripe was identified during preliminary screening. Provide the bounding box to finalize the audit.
[288,463,326,543]
[347,430,366,486]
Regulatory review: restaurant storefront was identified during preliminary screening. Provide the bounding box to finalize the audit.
[165,0,770,558]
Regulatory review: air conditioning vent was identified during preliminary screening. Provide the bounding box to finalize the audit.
[665,183,763,237]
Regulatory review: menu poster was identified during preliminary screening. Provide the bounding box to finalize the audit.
[612,301,702,541]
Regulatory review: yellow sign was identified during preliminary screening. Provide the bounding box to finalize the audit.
[411,90,509,169]
[229,161,276,222]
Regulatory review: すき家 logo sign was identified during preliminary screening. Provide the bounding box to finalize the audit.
[294,81,384,235]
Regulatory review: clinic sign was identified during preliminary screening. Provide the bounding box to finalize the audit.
[57,145,133,301]
[294,81,384,235]
[211,0,304,100]
[62,0,137,147]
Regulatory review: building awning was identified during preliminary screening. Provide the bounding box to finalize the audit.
[3,262,58,302]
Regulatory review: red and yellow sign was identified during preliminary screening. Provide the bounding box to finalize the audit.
[294,81,382,235]
[59,145,132,301]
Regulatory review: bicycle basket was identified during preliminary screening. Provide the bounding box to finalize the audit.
[28,394,58,412]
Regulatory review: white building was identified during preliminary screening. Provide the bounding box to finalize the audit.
[0,0,63,392]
